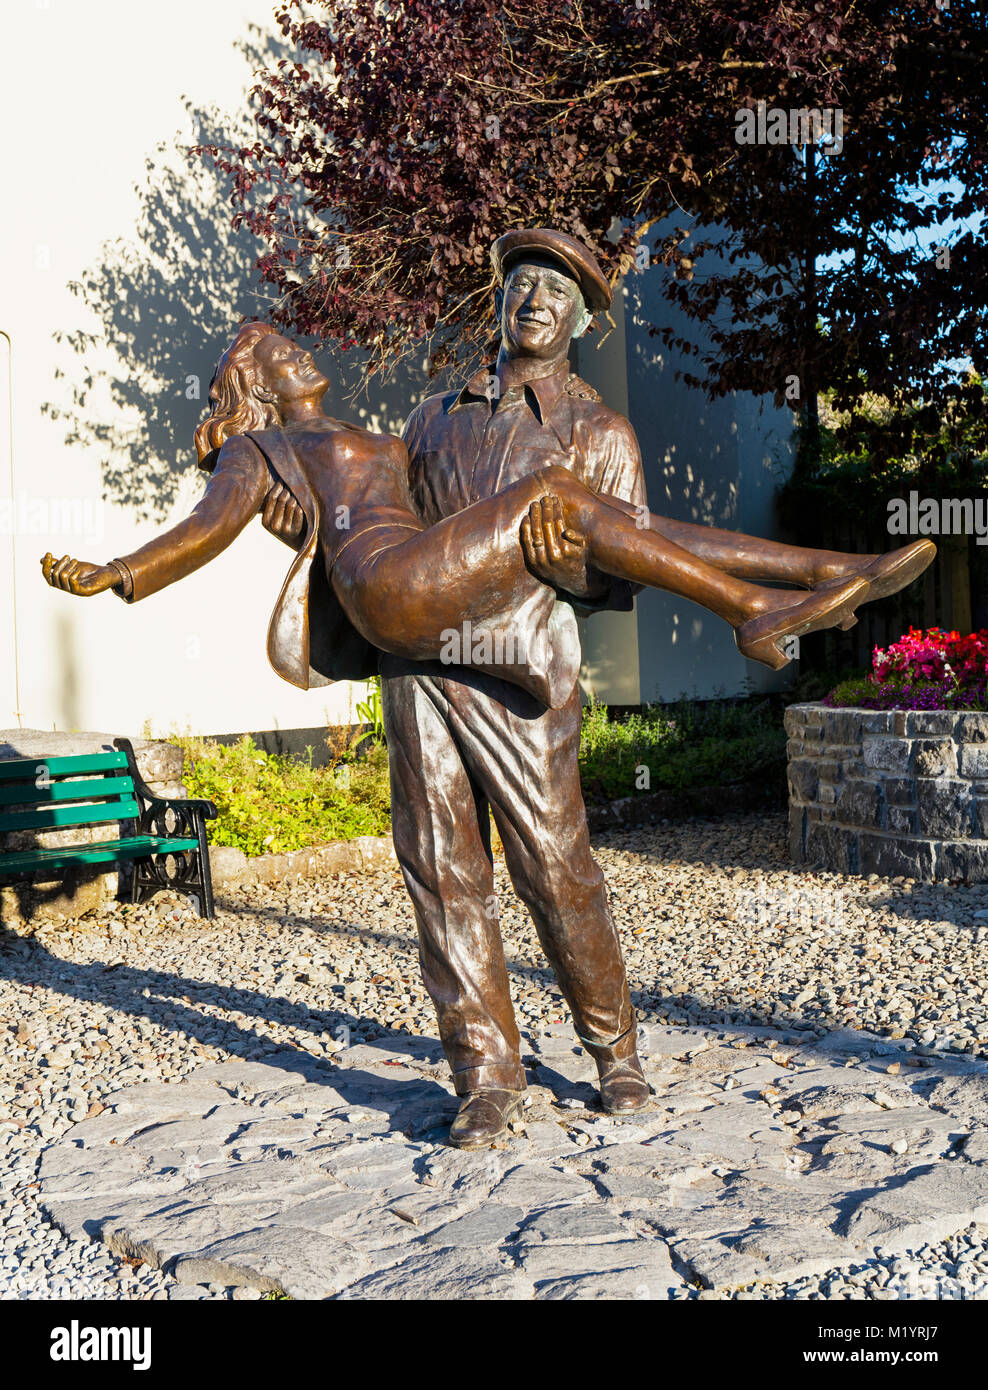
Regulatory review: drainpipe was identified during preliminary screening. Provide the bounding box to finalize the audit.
[0,329,21,727]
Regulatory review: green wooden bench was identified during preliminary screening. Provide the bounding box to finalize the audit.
[0,737,217,919]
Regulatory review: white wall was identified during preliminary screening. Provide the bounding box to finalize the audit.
[0,0,382,737]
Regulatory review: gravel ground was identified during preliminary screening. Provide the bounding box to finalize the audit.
[2,809,987,1300]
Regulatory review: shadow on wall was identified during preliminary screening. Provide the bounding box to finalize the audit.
[42,24,432,525]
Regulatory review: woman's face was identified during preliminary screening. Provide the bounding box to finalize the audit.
[253,334,328,407]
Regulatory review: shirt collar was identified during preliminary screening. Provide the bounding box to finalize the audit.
[452,360,571,425]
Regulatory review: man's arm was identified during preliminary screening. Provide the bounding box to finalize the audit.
[574,411,647,616]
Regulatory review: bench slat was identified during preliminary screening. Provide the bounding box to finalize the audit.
[0,797,141,834]
[0,834,201,874]
[0,752,128,782]
[0,776,134,810]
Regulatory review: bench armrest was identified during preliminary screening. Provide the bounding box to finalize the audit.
[112,738,218,822]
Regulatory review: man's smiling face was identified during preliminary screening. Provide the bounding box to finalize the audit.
[496,254,592,362]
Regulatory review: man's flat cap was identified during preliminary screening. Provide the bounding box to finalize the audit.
[491,228,612,312]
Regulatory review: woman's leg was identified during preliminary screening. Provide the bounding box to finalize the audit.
[638,513,868,587]
[554,478,935,600]
[532,468,870,667]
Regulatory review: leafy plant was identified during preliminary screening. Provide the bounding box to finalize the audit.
[578,694,786,804]
[352,675,386,751]
[167,694,789,856]
[195,1,986,417]
[826,626,988,711]
[779,380,988,530]
[170,733,391,854]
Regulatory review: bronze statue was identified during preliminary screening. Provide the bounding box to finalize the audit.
[42,227,934,1149]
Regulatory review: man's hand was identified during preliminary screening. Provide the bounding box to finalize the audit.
[262,481,306,548]
[521,493,604,599]
[41,552,120,596]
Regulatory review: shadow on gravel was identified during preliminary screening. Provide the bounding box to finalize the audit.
[0,928,458,1132]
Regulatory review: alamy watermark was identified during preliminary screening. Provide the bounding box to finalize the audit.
[887,491,988,545]
[50,1321,151,1370]
[737,882,846,932]
[1,492,104,546]
[735,101,844,156]
[439,619,547,672]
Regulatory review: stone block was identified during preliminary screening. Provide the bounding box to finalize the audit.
[354,836,398,871]
[960,744,988,780]
[788,805,805,862]
[517,1205,631,1247]
[784,705,815,735]
[820,710,866,745]
[973,800,988,840]
[863,737,912,773]
[787,759,819,802]
[912,739,958,778]
[171,1226,368,1300]
[835,778,883,829]
[857,832,933,881]
[860,711,895,733]
[916,779,970,839]
[804,821,859,875]
[492,1165,593,1208]
[837,1164,988,1254]
[953,713,988,744]
[314,842,364,874]
[934,840,988,883]
[209,846,248,886]
[336,1247,533,1300]
[883,776,918,807]
[905,711,962,736]
[422,1206,526,1249]
[886,806,918,836]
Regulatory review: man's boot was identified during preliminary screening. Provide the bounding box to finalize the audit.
[580,1021,651,1114]
[448,1088,526,1149]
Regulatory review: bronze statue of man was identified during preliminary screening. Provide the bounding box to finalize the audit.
[376,228,931,1147]
[41,227,933,1149]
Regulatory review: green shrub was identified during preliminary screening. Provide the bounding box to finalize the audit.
[578,695,787,803]
[169,733,391,855]
[167,693,786,855]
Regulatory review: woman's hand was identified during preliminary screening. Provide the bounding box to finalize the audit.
[262,481,306,548]
[41,553,121,596]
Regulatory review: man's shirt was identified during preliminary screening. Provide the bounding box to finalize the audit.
[401,360,647,621]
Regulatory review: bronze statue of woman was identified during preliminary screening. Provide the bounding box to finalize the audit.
[41,321,932,702]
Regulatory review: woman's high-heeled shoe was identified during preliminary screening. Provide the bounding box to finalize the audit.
[735,575,870,669]
[810,539,937,631]
[814,539,937,606]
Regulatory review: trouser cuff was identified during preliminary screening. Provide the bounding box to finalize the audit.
[450,1061,528,1096]
[577,1013,639,1063]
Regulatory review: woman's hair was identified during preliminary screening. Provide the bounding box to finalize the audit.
[193,321,283,467]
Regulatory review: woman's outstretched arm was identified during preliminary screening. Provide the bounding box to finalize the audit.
[42,435,271,601]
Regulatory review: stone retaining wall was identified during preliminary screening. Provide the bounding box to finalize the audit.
[785,703,988,882]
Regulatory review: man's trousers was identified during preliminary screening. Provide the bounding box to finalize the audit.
[380,654,634,1094]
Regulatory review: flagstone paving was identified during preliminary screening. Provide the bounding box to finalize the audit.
[35,1022,988,1299]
